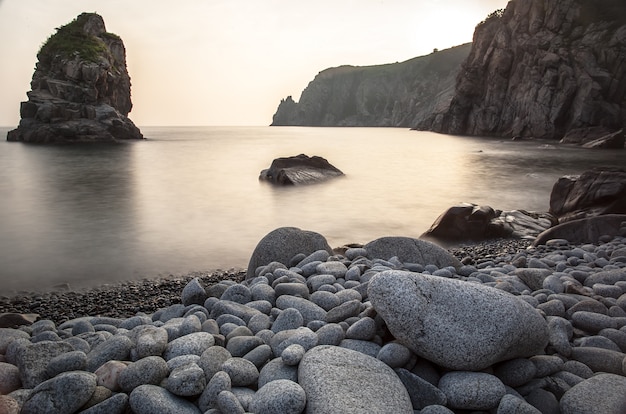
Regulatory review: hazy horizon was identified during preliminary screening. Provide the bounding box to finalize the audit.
[0,0,508,127]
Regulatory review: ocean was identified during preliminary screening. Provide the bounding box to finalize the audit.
[0,126,623,293]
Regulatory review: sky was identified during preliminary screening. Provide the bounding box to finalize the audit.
[0,0,509,126]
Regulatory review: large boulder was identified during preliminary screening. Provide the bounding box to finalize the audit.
[6,13,143,143]
[259,154,343,185]
[298,345,413,413]
[581,129,625,149]
[368,270,549,371]
[421,203,555,243]
[246,227,333,279]
[549,168,626,222]
[364,236,461,270]
[533,214,626,246]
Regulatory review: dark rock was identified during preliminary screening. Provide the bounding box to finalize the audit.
[581,129,625,149]
[420,0,626,140]
[259,154,343,185]
[421,203,555,243]
[270,44,471,128]
[533,214,626,246]
[6,13,143,143]
[246,227,333,279]
[549,168,626,222]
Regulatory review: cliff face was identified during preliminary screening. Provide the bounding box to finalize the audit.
[7,13,143,143]
[420,0,626,140]
[271,44,472,127]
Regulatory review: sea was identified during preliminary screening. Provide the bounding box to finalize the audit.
[0,126,624,293]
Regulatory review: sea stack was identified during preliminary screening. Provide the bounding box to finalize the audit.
[7,13,143,143]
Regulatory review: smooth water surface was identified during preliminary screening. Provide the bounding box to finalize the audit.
[0,126,623,292]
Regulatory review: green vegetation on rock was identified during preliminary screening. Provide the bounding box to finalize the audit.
[37,13,110,64]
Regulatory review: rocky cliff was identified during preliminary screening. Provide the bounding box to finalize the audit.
[7,13,143,143]
[419,0,626,140]
[271,44,471,127]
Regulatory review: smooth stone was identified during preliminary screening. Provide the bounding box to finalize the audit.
[314,323,346,346]
[221,357,259,386]
[181,277,208,306]
[275,295,327,324]
[0,362,21,394]
[216,390,245,414]
[198,370,231,412]
[274,282,309,299]
[210,300,262,323]
[46,350,87,377]
[0,395,20,414]
[345,316,376,340]
[368,270,548,370]
[0,328,30,353]
[86,335,133,372]
[364,236,462,269]
[270,327,319,356]
[198,346,232,382]
[439,371,506,410]
[497,394,542,414]
[20,371,97,414]
[281,343,306,366]
[165,362,206,397]
[272,308,304,333]
[163,332,215,360]
[118,356,169,392]
[571,311,617,333]
[13,340,74,388]
[395,368,447,410]
[325,299,362,323]
[377,342,412,368]
[243,343,272,368]
[316,261,348,277]
[569,347,626,374]
[79,392,129,414]
[310,291,341,311]
[494,358,537,388]
[226,335,264,357]
[129,384,201,414]
[339,339,381,358]
[559,373,626,414]
[298,345,413,413]
[258,357,299,388]
[133,326,169,359]
[249,379,307,414]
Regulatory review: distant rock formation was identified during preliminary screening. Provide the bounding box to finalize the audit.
[419,0,626,142]
[7,13,143,143]
[259,154,344,185]
[271,44,471,127]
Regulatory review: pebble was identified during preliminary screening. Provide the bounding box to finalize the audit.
[1,233,626,413]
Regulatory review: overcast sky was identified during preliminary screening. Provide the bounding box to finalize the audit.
[0,0,509,126]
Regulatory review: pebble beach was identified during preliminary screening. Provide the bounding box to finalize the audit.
[1,231,626,413]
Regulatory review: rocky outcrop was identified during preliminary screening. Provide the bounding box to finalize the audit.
[271,44,471,127]
[421,203,556,244]
[549,168,626,222]
[259,154,344,185]
[420,0,626,141]
[6,13,143,143]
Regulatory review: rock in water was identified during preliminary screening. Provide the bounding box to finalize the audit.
[259,154,343,185]
[298,345,413,413]
[7,13,143,143]
[368,270,548,370]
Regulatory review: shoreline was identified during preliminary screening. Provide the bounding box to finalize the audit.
[0,238,531,326]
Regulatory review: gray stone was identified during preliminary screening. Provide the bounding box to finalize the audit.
[364,236,461,269]
[377,342,412,368]
[198,346,231,382]
[325,299,362,323]
[258,357,299,389]
[571,311,617,333]
[0,328,29,353]
[198,370,231,412]
[118,356,169,392]
[86,335,133,372]
[315,323,345,345]
[307,274,337,292]
[299,345,413,413]
[129,384,201,414]
[339,339,381,357]
[270,327,319,356]
[272,308,304,333]
[246,227,333,279]
[275,295,326,325]
[13,340,74,388]
[310,291,341,311]
[181,278,207,306]
[46,350,87,377]
[494,358,537,388]
[281,344,306,366]
[249,379,307,414]
[420,406,455,414]
[220,284,252,304]
[559,373,626,414]
[165,362,206,397]
[21,371,97,414]
[163,332,214,360]
[226,335,264,357]
[133,326,168,359]
[274,282,309,299]
[530,355,565,377]
[221,357,259,386]
[210,300,262,323]
[534,215,626,246]
[71,320,95,335]
[368,270,548,370]
[216,390,245,414]
[497,394,542,414]
[569,347,626,374]
[243,343,272,368]
[345,316,376,340]
[547,316,573,357]
[316,261,348,277]
[79,392,129,414]
[250,283,276,305]
[439,371,506,411]
[395,368,447,410]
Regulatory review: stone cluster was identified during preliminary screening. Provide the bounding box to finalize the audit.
[1,227,626,413]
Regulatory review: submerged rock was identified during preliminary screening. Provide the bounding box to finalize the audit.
[259,154,343,185]
[6,13,143,143]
